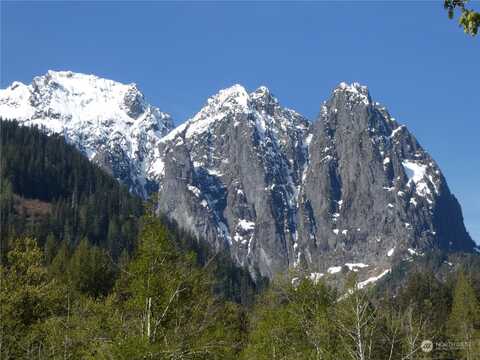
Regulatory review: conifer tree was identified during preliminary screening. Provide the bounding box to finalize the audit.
[447,271,480,360]
[50,240,71,281]
[44,232,57,265]
[0,237,64,358]
[68,238,115,298]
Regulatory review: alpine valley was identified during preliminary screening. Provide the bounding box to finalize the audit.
[1,70,477,285]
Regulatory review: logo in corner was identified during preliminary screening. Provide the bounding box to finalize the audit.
[421,340,433,353]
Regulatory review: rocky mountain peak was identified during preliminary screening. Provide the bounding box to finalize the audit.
[162,84,306,144]
[331,81,372,107]
[250,85,280,114]
[204,84,250,113]
[157,81,474,280]
[251,85,271,97]
[0,70,174,196]
[123,83,147,119]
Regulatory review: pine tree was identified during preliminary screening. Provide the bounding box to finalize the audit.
[44,232,57,265]
[50,240,71,281]
[68,238,115,298]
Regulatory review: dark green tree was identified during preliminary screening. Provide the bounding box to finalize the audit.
[68,238,115,298]
[43,232,57,264]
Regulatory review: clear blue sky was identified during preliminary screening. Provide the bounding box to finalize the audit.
[1,1,479,243]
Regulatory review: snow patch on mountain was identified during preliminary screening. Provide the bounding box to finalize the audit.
[358,269,391,289]
[402,160,439,198]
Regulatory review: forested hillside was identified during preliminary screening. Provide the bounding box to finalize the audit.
[2,223,480,359]
[1,120,479,359]
[0,119,143,258]
[0,119,260,303]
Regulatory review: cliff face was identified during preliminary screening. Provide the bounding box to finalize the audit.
[154,82,475,280]
[296,83,473,277]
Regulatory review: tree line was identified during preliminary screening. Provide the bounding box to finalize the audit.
[1,214,479,359]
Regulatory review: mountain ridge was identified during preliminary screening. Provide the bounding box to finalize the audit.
[0,70,174,197]
[1,70,476,282]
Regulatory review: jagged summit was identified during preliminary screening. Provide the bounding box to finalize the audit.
[252,85,270,94]
[250,85,281,113]
[160,84,302,143]
[199,83,282,115]
[250,85,276,101]
[155,80,474,280]
[205,84,250,110]
[332,81,371,106]
[335,81,369,93]
[0,70,174,196]
[2,70,171,126]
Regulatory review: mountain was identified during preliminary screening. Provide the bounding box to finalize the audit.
[297,83,476,282]
[1,72,476,282]
[155,85,310,279]
[0,70,174,197]
[154,82,476,281]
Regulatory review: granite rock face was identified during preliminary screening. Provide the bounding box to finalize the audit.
[155,85,309,277]
[155,82,475,280]
[296,83,474,277]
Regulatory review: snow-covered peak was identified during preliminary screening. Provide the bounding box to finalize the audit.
[204,84,250,113]
[1,70,172,130]
[27,70,163,125]
[179,84,251,139]
[335,81,369,95]
[250,85,277,102]
[164,84,307,142]
[250,85,281,114]
[333,81,371,105]
[36,70,128,94]
[0,81,35,120]
[253,85,270,95]
[159,84,254,143]
[0,70,174,196]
